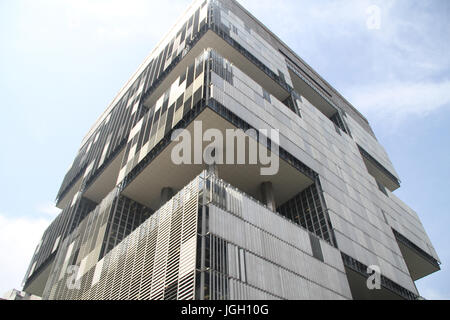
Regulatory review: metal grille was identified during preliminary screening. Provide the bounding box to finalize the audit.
[278,183,334,245]
[45,178,200,300]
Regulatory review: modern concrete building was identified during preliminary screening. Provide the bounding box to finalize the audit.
[22,0,440,300]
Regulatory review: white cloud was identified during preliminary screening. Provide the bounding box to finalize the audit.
[347,80,450,120]
[0,214,51,296]
[36,202,62,217]
[13,0,192,51]
[63,0,190,40]
[417,286,450,300]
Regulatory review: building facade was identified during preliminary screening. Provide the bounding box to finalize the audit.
[3,289,41,301]
[22,0,440,300]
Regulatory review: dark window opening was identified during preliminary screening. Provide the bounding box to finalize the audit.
[330,112,348,134]
[309,234,324,262]
[277,183,334,245]
[282,94,301,116]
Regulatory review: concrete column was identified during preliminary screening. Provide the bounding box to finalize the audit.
[260,182,276,212]
[160,187,174,207]
[208,163,219,177]
[207,148,219,177]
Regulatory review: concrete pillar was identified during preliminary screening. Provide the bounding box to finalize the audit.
[207,147,219,177]
[260,181,276,212]
[208,163,219,177]
[160,187,174,207]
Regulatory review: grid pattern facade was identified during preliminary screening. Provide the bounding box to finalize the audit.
[42,189,151,299]
[206,46,438,294]
[45,176,200,300]
[23,196,97,283]
[55,1,210,204]
[117,51,208,184]
[42,172,352,300]
[277,184,333,244]
[24,0,440,300]
[203,174,351,300]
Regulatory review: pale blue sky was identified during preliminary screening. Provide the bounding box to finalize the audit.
[0,0,448,299]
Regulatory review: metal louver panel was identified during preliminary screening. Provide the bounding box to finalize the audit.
[46,177,201,300]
